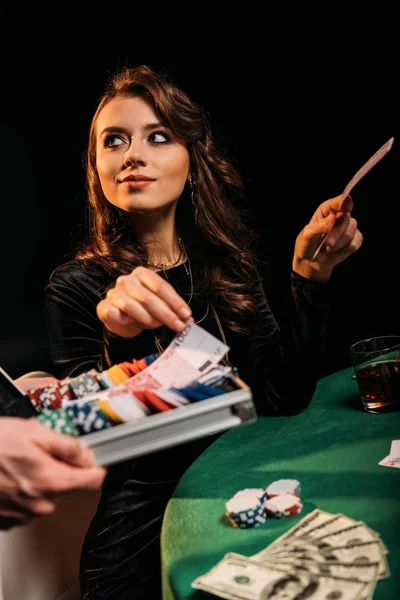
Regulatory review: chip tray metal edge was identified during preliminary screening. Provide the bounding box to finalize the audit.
[81,384,256,466]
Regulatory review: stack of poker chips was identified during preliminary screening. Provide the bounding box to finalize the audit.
[225,479,302,528]
[264,478,303,518]
[264,493,303,518]
[27,355,159,413]
[25,355,236,437]
[26,355,159,436]
[225,488,268,529]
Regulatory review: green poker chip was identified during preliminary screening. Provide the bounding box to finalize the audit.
[37,408,79,436]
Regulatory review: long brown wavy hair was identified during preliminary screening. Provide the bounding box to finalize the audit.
[76,65,266,334]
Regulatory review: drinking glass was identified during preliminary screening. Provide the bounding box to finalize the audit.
[350,335,400,413]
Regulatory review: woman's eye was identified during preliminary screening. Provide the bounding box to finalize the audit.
[105,135,125,148]
[149,131,169,144]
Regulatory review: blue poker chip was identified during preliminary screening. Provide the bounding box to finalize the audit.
[66,401,113,435]
[225,495,267,528]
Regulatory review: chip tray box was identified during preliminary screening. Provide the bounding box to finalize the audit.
[81,377,256,466]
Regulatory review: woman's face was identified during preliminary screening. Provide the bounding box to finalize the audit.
[95,95,190,216]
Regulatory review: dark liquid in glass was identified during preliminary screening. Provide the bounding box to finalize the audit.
[355,359,400,413]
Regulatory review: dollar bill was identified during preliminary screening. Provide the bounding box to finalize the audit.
[258,513,361,559]
[259,540,389,580]
[295,522,386,555]
[254,509,336,557]
[358,580,377,600]
[264,559,380,583]
[192,552,368,600]
[268,513,360,553]
[192,511,389,599]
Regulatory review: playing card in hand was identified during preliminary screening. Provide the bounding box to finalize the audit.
[312,136,394,261]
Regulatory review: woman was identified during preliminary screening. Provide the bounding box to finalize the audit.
[44,65,362,598]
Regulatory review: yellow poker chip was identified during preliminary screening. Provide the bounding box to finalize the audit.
[97,399,125,424]
[106,364,130,384]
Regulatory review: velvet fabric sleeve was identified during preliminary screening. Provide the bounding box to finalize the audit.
[236,271,331,416]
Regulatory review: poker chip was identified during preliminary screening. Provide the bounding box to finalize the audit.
[264,493,303,518]
[39,381,75,411]
[233,488,267,504]
[225,495,267,528]
[107,364,130,385]
[98,371,116,389]
[143,353,159,366]
[66,401,113,435]
[68,371,102,398]
[137,357,152,371]
[119,362,135,378]
[226,480,303,527]
[37,408,79,436]
[144,391,174,412]
[97,399,125,425]
[266,479,301,497]
[26,387,44,412]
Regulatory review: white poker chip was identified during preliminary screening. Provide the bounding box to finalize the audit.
[225,495,267,529]
[266,479,301,497]
[226,496,260,514]
[233,488,266,502]
[264,493,303,518]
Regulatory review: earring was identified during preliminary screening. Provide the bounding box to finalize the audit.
[190,179,198,226]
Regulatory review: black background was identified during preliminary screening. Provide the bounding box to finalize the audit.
[0,10,398,379]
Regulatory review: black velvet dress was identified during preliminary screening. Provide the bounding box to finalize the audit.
[44,259,331,599]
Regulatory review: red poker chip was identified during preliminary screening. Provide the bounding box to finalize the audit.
[26,387,43,411]
[264,493,303,518]
[119,362,135,378]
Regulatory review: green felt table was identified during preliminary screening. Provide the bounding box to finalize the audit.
[161,367,400,599]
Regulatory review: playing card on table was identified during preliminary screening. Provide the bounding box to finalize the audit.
[379,439,400,468]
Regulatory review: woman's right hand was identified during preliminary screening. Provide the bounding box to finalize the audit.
[96,266,193,339]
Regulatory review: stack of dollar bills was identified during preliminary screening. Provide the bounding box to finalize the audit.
[192,509,389,599]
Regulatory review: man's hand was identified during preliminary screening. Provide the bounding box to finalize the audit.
[0,417,106,529]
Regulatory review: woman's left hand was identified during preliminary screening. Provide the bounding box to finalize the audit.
[292,194,363,283]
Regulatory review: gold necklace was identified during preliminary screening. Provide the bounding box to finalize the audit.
[149,237,186,271]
